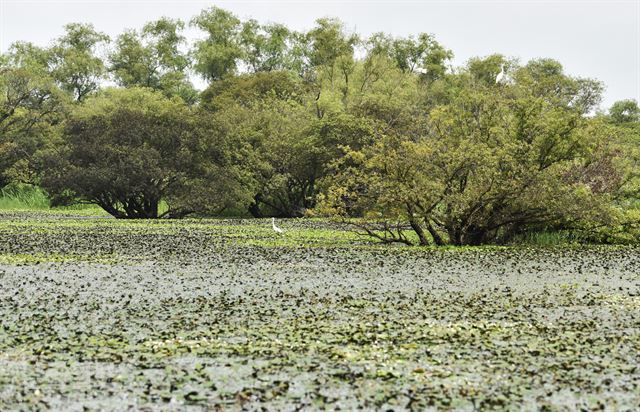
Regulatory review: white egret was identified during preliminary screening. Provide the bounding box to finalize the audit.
[272,217,284,234]
[495,64,506,84]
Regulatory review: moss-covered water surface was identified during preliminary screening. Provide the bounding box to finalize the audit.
[1,212,639,410]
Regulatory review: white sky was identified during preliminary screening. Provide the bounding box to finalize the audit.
[1,0,638,109]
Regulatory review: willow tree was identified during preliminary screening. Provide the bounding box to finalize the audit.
[0,44,67,187]
[109,18,197,103]
[190,7,243,81]
[320,58,630,245]
[49,23,110,102]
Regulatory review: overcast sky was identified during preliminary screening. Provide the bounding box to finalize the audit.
[1,0,638,109]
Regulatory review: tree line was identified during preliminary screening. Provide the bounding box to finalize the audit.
[1,6,639,244]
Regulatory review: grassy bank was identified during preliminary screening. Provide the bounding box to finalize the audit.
[2,184,638,247]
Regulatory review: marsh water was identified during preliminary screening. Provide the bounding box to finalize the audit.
[1,212,639,410]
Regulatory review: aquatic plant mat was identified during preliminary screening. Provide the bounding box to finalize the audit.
[1,212,639,410]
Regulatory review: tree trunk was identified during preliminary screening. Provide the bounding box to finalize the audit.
[448,227,463,246]
[248,194,263,218]
[427,221,446,246]
[409,218,430,246]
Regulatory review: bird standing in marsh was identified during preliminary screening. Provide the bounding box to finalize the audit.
[272,217,284,234]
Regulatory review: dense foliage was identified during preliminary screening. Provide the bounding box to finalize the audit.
[320,59,637,245]
[0,6,638,244]
[39,88,249,218]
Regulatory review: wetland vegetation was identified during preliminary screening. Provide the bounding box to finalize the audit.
[1,6,639,245]
[1,211,639,410]
[1,4,640,410]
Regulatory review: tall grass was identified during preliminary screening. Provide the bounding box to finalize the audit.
[0,183,104,214]
[0,184,50,210]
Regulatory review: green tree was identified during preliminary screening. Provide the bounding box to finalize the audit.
[49,23,110,102]
[40,88,249,218]
[391,33,452,82]
[306,17,358,93]
[320,59,628,245]
[200,71,303,112]
[508,58,603,116]
[190,7,243,81]
[110,18,197,103]
[609,99,640,124]
[308,18,358,69]
[200,70,376,217]
[240,20,293,72]
[0,44,67,187]
[201,71,314,216]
